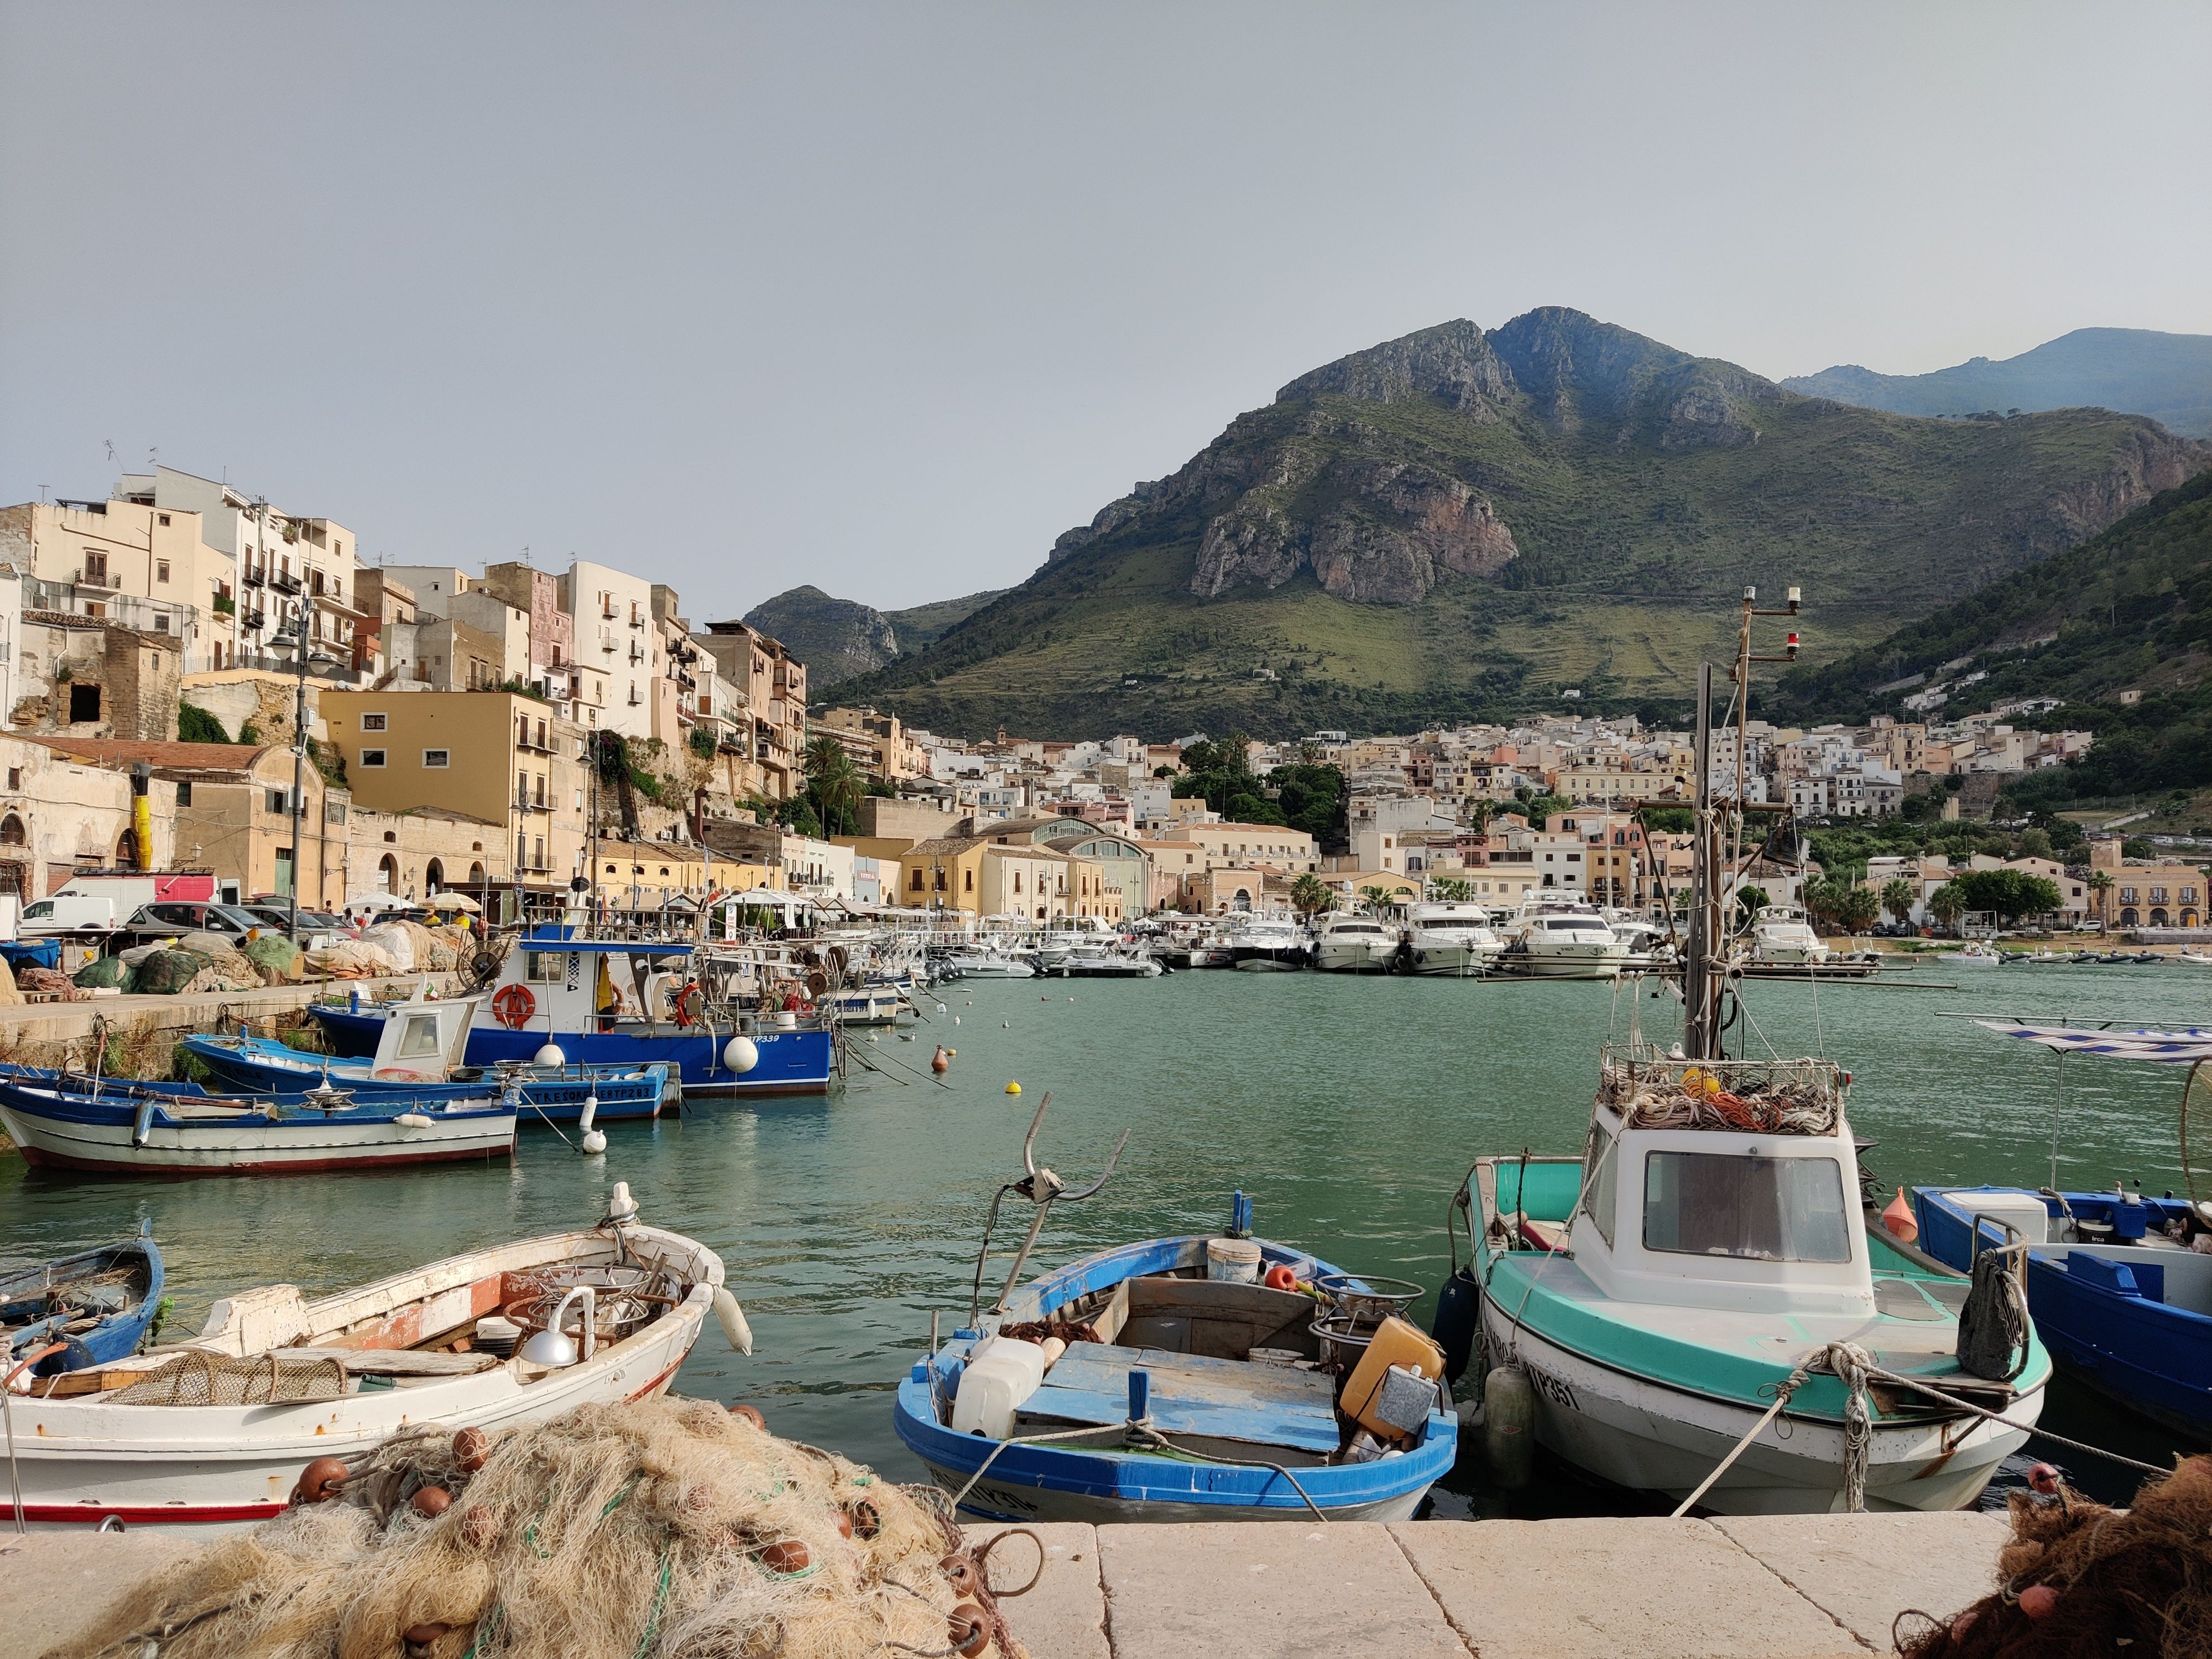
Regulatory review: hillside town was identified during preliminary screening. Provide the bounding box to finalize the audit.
[0,463,2197,937]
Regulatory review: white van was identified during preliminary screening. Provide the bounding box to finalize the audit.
[18,895,122,937]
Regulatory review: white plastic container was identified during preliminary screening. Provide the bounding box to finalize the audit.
[1206,1237,1262,1284]
[950,1336,1050,1439]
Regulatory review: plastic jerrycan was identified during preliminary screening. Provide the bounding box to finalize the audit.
[950,1336,1050,1439]
[1340,1315,1446,1442]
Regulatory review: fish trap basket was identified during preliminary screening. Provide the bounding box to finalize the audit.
[107,1349,348,1405]
[1599,1049,1845,1135]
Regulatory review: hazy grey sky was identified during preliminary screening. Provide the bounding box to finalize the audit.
[4,3,2207,617]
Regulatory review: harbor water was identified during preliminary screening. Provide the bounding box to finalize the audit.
[6,961,2206,1512]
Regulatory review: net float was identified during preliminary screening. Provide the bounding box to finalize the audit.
[829,1505,854,1538]
[410,1485,453,1519]
[940,1553,980,1597]
[460,1506,500,1550]
[1263,1264,1298,1292]
[403,1623,452,1659]
[452,1427,489,1472]
[947,1602,992,1658]
[290,1456,350,1506]
[728,1402,766,1431]
[2027,1462,2062,1495]
[757,1538,811,1574]
[2019,1584,2059,1620]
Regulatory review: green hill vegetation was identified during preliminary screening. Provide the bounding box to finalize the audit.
[837,309,2206,739]
[1772,468,2212,811]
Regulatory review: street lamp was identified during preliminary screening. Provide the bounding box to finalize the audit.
[268,598,341,945]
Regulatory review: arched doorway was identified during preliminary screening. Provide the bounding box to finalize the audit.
[2120,907,2140,927]
[115,828,138,868]
[0,813,24,902]
[468,862,486,884]
[0,815,24,847]
[2151,908,2169,927]
[2184,909,2201,928]
[425,858,445,893]
[378,853,399,892]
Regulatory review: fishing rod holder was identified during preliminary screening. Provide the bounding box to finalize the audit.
[967,1092,1130,1324]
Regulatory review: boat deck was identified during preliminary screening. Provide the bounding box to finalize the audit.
[1022,1341,1342,1454]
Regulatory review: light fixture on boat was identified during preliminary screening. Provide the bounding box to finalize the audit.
[519,1285,597,1368]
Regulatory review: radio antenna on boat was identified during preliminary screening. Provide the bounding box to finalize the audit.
[966,1092,1130,1323]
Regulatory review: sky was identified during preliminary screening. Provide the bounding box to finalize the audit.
[3,4,2208,619]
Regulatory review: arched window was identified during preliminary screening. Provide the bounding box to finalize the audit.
[468,862,485,885]
[0,815,24,846]
[116,828,138,867]
[378,853,399,892]
[2120,907,2139,927]
[425,858,444,893]
[2151,908,2169,927]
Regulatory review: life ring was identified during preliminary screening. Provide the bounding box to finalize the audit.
[491,984,536,1029]
[672,982,705,1028]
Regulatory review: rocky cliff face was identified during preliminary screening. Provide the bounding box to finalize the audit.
[1488,306,1770,450]
[741,587,900,688]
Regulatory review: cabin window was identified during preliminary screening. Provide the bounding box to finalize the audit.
[1642,1152,1851,1264]
[395,1013,444,1060]
[525,952,568,984]
[1582,1125,1618,1246]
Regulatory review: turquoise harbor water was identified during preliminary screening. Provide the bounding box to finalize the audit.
[6,961,2208,1511]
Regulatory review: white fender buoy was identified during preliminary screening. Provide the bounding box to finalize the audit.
[1483,1365,1536,1489]
[581,1129,607,1154]
[714,1287,754,1355]
[723,1036,760,1074]
[394,1112,434,1129]
[578,1093,605,1154]
[534,1042,566,1067]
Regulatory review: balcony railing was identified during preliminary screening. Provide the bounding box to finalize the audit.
[241,566,266,588]
[76,568,115,592]
[271,571,302,596]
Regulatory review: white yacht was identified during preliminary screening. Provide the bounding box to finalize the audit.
[1499,895,1631,979]
[1744,904,1829,966]
[1057,940,1165,978]
[1312,911,1399,974]
[1609,917,1676,972]
[1401,901,1505,976]
[936,945,1037,980]
[1223,916,1310,972]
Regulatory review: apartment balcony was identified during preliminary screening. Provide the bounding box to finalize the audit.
[514,796,551,814]
[270,570,303,596]
[75,568,116,593]
[241,566,267,588]
[239,608,268,632]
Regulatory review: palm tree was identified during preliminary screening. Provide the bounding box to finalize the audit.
[1358,884,1397,913]
[1928,881,1966,936]
[1837,884,1880,937]
[1428,876,1474,902]
[803,734,866,838]
[2086,868,2114,933]
[1881,878,1918,929]
[1290,873,1333,918]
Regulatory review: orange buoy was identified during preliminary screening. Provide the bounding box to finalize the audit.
[1881,1188,1919,1245]
[1263,1264,1298,1292]
[410,1485,453,1519]
[452,1426,489,1472]
[290,1456,350,1506]
[931,1046,951,1074]
[2018,1584,2059,1620]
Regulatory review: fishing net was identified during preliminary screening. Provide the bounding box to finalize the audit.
[1895,1454,2211,1657]
[51,1397,1032,1659]
[105,1350,349,1406]
[1598,1053,1843,1135]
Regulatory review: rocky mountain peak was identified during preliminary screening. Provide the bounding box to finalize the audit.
[1488,306,1770,449]
[1276,319,1514,419]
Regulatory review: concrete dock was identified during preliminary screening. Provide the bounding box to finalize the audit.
[0,975,436,1067]
[0,1511,2007,1658]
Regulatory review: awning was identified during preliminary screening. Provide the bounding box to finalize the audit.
[1975,1021,2212,1063]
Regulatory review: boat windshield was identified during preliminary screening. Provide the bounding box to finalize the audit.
[1642,1151,1851,1263]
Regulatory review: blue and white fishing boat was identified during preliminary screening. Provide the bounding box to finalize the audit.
[894,1102,1456,1523]
[0,1071,515,1176]
[309,927,834,1097]
[1907,1019,2212,1444]
[2,1227,164,1378]
[179,992,669,1121]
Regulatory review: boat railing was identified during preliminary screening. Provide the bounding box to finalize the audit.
[1598,1047,1845,1135]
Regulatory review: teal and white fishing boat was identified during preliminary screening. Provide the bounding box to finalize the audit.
[1439,591,2051,1513]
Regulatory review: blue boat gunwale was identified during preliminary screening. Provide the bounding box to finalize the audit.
[0,1076,516,1130]
[893,1232,1457,1516]
[0,1230,165,1375]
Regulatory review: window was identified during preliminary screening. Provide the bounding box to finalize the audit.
[1644,1152,1851,1264]
[964,869,974,892]
[157,513,170,526]
[156,559,170,583]
[395,1013,443,1060]
[267,788,289,815]
[1582,1125,1618,1246]
[422,749,450,769]
[175,781,192,806]
[69,684,101,722]
[153,614,169,633]
[361,713,387,732]
[360,749,387,768]
[908,869,922,891]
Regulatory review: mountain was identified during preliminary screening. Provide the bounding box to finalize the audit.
[1784,328,2212,439]
[835,307,2208,738]
[742,585,1009,690]
[1769,467,2212,806]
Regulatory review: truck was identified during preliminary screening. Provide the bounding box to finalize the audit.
[19,871,220,938]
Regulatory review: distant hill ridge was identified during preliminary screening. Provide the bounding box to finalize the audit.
[830,306,2206,738]
[1784,327,2212,439]
[742,585,1006,690]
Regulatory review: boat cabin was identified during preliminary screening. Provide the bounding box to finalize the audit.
[496,931,700,1035]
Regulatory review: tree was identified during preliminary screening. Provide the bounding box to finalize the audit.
[1428,877,1474,901]
[1952,868,2063,926]
[1290,873,1333,918]
[1928,881,1966,933]
[1881,878,1918,927]
[1733,885,1771,928]
[1835,884,1880,935]
[1358,884,1398,912]
[803,734,865,837]
[2016,826,2052,859]
[2086,868,2113,931]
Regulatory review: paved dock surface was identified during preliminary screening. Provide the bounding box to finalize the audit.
[0,974,436,1058]
[1,1511,2007,1658]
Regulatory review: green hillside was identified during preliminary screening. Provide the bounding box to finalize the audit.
[884,588,1008,651]
[1771,468,2212,806]
[840,309,2206,739]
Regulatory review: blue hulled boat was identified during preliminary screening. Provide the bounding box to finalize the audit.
[310,930,834,1098]
[1913,1186,2211,1444]
[2,1228,164,1377]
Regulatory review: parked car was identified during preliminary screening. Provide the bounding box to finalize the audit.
[112,901,279,950]
[236,904,349,947]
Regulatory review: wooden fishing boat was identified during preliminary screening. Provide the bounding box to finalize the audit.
[3,1188,747,1528]
[0,1072,515,1176]
[178,994,669,1121]
[2,1228,165,1378]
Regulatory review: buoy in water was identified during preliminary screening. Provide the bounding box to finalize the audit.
[1881,1188,1918,1244]
[1483,1365,1536,1489]
[1005,1081,1021,1094]
[931,1047,951,1074]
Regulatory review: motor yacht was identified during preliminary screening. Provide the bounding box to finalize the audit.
[1744,904,1829,966]
[1400,902,1505,976]
[1498,896,1631,979]
[1223,916,1310,972]
[1312,912,1397,974]
[1609,917,1676,972]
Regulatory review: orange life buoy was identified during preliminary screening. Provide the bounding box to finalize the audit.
[491,983,536,1029]
[672,982,705,1028]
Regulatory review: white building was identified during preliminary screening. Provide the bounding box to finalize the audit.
[558,560,661,740]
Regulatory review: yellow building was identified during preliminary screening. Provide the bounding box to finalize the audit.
[321,690,589,911]
[894,835,1110,921]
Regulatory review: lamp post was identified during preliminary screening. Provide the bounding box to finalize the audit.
[270,597,341,944]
